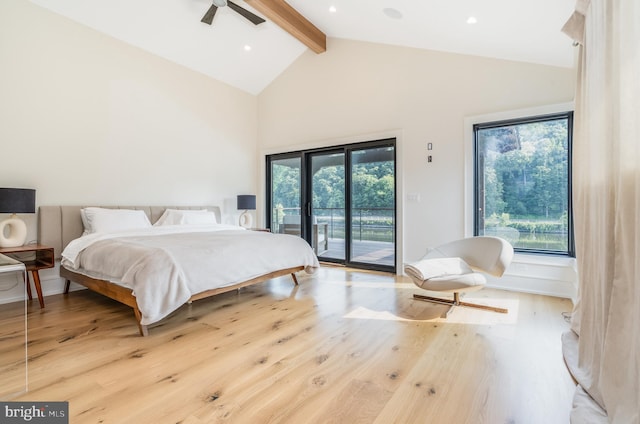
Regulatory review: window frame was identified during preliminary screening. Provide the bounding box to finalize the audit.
[471,110,575,257]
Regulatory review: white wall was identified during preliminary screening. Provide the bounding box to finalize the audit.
[0,3,578,302]
[0,0,259,302]
[258,38,577,296]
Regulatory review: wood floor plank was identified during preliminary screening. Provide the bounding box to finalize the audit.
[0,267,575,423]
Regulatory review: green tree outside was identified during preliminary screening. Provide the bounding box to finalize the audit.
[477,118,570,252]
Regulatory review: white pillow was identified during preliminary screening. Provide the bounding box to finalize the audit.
[81,207,152,234]
[153,209,217,226]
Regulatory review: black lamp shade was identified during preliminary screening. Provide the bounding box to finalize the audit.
[237,195,256,210]
[0,188,36,214]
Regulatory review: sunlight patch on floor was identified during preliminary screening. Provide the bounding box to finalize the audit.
[443,298,520,325]
[344,306,442,322]
[323,280,416,290]
[343,298,520,325]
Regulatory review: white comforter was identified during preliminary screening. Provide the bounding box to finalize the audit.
[61,225,319,325]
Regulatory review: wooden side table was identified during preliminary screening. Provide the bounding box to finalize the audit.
[0,244,54,308]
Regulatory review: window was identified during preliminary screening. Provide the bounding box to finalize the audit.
[473,112,574,256]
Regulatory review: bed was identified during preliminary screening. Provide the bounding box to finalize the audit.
[38,205,319,336]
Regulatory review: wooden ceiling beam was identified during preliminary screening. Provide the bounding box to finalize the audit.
[245,0,326,53]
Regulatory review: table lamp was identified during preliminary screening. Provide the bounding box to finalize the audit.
[0,188,36,247]
[237,195,256,228]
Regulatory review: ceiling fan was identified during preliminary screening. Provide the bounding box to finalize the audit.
[201,0,266,26]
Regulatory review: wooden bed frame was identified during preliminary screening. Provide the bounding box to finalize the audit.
[60,265,302,336]
[38,205,305,336]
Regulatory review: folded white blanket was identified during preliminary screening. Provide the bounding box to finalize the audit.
[404,257,473,281]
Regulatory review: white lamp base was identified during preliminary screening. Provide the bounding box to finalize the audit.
[239,211,253,228]
[0,216,28,248]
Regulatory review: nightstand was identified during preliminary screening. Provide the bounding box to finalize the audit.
[0,244,54,308]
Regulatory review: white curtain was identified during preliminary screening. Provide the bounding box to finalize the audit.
[561,0,640,422]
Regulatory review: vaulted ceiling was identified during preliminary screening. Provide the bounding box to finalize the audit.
[28,0,576,95]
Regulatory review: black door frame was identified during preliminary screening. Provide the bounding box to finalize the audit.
[266,138,396,273]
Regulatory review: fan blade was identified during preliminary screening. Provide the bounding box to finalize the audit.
[227,1,266,25]
[201,5,218,25]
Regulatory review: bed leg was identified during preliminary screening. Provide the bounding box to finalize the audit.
[64,280,71,294]
[138,324,149,337]
[291,273,299,286]
[133,306,149,337]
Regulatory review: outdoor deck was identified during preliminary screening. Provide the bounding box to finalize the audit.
[320,238,395,268]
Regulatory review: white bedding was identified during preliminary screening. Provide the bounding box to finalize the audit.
[61,225,319,325]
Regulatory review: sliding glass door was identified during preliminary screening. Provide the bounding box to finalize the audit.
[267,139,396,272]
[350,145,395,268]
[309,150,345,261]
[269,155,301,235]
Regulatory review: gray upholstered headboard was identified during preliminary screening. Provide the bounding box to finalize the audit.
[38,206,222,259]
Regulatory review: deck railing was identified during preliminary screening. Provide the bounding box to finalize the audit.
[273,207,394,243]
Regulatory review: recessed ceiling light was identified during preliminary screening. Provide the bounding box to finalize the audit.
[466,16,478,24]
[244,45,252,51]
[329,5,337,13]
[383,8,403,20]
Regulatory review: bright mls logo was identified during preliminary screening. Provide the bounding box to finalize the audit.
[1,402,68,423]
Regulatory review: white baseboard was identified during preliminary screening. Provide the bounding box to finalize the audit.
[2,254,579,306]
[0,270,84,306]
[487,253,577,299]
[487,275,576,299]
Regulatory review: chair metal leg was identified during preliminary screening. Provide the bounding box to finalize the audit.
[413,293,456,307]
[413,292,508,314]
[412,294,455,317]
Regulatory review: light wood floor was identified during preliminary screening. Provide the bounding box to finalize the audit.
[1,267,575,423]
